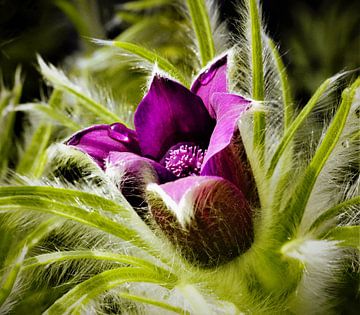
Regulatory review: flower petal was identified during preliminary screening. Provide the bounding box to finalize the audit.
[106,151,176,185]
[66,123,140,168]
[147,176,253,267]
[134,76,214,161]
[191,55,228,118]
[201,93,252,195]
[105,151,176,211]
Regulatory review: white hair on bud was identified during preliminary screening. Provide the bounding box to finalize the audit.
[146,183,180,218]
[299,83,360,234]
[283,239,346,314]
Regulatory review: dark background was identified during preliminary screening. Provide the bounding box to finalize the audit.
[0,0,359,102]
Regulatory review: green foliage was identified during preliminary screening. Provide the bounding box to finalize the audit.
[285,1,360,97]
[70,0,198,107]
[0,0,359,314]
[268,39,293,129]
[185,0,216,67]
[326,226,360,248]
[0,218,60,306]
[120,0,173,11]
[54,0,104,41]
[0,68,23,179]
[102,40,188,86]
[248,0,266,160]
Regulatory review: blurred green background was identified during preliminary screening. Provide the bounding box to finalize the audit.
[0,0,359,102]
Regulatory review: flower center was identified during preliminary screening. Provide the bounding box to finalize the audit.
[164,144,206,178]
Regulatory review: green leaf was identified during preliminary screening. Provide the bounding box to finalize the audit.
[0,91,11,115]
[0,186,177,267]
[98,40,188,86]
[325,226,360,248]
[120,0,172,11]
[248,0,265,158]
[43,267,177,314]
[185,0,215,67]
[0,218,60,306]
[0,68,23,176]
[119,292,188,314]
[38,57,121,124]
[15,103,81,131]
[178,284,212,315]
[54,0,90,37]
[0,195,148,250]
[309,196,360,232]
[267,77,332,178]
[16,103,81,131]
[16,123,52,177]
[280,78,359,238]
[116,18,160,42]
[249,0,264,101]
[48,88,63,109]
[116,11,144,24]
[0,186,130,217]
[22,250,165,272]
[116,16,181,43]
[268,39,293,130]
[54,0,104,42]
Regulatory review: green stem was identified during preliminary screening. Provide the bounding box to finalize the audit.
[249,0,265,160]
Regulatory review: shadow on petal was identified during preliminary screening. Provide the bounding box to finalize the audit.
[105,151,175,218]
[201,93,254,199]
[191,55,228,117]
[134,76,214,160]
[147,176,253,267]
[66,123,140,168]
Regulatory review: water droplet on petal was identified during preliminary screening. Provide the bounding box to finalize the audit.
[108,123,131,142]
[67,134,80,145]
[198,68,217,86]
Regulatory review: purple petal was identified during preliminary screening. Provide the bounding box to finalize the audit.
[191,55,228,118]
[66,123,140,169]
[105,151,176,211]
[201,93,252,195]
[147,176,253,267]
[134,76,214,161]
[106,151,176,185]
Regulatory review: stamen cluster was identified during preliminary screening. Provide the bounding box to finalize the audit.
[165,144,206,177]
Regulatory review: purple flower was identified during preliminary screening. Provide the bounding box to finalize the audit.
[66,55,254,266]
